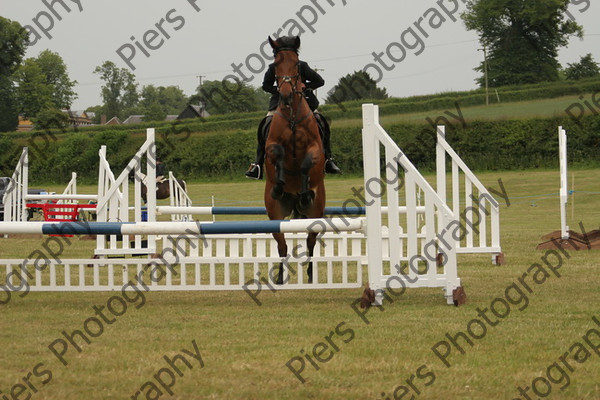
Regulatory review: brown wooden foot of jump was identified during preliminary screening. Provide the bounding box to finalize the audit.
[453,286,466,306]
[360,285,375,309]
[494,253,505,265]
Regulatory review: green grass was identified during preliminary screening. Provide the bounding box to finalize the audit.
[1,170,600,399]
[331,93,593,130]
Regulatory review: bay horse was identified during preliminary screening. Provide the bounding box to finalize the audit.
[136,172,187,203]
[264,36,326,284]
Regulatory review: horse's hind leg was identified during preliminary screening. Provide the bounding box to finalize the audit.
[297,153,315,213]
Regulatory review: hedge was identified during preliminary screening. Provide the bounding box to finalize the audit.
[1,114,598,185]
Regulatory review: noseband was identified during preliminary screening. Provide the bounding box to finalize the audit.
[274,57,302,104]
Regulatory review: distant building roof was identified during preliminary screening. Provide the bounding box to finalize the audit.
[105,116,122,125]
[165,115,178,121]
[61,109,93,126]
[177,104,210,120]
[122,115,145,125]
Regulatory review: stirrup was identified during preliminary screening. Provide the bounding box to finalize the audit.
[245,163,262,180]
[325,159,341,174]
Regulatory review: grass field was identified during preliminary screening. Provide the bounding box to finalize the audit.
[332,94,591,130]
[1,169,599,399]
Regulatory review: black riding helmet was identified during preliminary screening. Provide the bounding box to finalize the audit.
[271,36,301,54]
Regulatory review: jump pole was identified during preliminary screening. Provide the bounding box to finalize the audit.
[0,218,365,236]
[155,206,426,216]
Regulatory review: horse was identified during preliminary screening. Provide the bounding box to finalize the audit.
[264,36,326,285]
[135,172,187,203]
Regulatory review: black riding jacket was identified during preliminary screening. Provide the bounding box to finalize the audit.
[262,61,324,111]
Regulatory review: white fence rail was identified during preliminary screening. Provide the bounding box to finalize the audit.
[436,126,502,261]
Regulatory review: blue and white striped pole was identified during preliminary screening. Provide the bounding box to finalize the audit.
[155,206,425,216]
[156,206,368,215]
[0,218,365,236]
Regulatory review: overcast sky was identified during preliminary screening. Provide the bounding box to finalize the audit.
[3,0,598,111]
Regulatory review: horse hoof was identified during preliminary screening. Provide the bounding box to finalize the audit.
[271,185,284,200]
[298,191,315,213]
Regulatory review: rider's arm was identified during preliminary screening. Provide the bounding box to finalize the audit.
[300,61,324,90]
[262,64,278,95]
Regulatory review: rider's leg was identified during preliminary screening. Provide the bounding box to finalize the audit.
[245,112,274,179]
[314,112,341,174]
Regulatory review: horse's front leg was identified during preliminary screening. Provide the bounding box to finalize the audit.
[306,232,318,284]
[272,232,288,284]
[297,152,316,213]
[268,144,286,200]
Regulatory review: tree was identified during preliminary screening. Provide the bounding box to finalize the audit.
[13,58,54,118]
[13,51,77,119]
[462,0,583,87]
[143,102,167,122]
[94,61,139,119]
[564,53,600,80]
[85,105,104,124]
[324,71,388,105]
[140,85,188,115]
[0,17,29,132]
[34,107,70,131]
[192,80,269,114]
[35,50,77,109]
[0,17,28,75]
[0,75,18,132]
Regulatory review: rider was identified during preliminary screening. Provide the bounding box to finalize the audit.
[245,37,341,179]
[156,157,166,183]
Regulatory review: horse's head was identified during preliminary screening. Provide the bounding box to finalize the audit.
[269,36,302,107]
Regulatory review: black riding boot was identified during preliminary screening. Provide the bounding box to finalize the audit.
[245,116,272,179]
[314,113,341,174]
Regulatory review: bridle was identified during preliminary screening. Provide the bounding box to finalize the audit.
[274,50,303,107]
[273,49,312,158]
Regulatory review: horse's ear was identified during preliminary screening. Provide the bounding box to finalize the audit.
[268,36,277,50]
[294,36,301,49]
